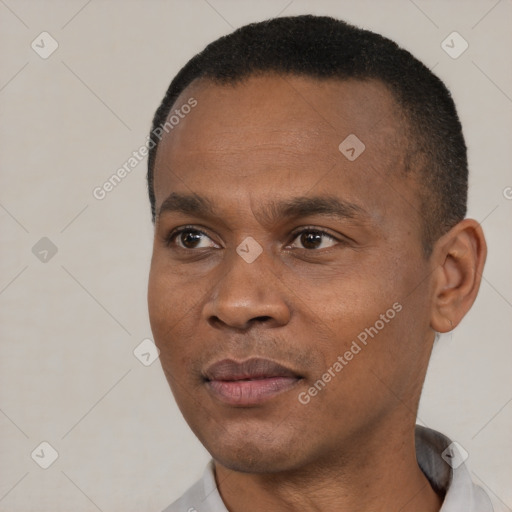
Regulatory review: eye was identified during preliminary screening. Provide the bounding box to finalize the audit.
[165,227,219,250]
[288,229,340,250]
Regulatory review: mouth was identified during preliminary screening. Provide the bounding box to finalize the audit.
[203,357,302,406]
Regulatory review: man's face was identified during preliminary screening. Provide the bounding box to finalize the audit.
[148,75,436,473]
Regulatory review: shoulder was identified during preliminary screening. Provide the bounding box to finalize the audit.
[161,478,203,512]
[160,460,226,512]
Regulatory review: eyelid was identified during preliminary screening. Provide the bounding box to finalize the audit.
[287,226,346,245]
[164,225,220,248]
[290,226,335,236]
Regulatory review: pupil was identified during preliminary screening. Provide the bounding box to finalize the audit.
[301,232,321,249]
[182,231,201,248]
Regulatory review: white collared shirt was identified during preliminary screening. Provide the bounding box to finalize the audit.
[162,426,506,512]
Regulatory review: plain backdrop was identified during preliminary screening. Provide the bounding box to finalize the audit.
[0,1,511,510]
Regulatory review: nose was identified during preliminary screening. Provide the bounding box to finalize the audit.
[203,247,291,331]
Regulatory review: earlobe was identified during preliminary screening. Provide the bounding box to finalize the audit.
[430,219,487,333]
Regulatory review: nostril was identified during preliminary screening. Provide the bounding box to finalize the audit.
[253,316,272,323]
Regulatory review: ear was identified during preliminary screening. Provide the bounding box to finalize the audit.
[430,219,487,333]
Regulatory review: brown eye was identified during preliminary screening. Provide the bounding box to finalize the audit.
[290,229,338,250]
[179,230,203,248]
[300,232,323,249]
[166,228,218,250]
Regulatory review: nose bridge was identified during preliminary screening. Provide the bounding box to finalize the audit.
[204,242,290,329]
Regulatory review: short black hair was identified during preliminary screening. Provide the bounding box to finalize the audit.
[147,14,468,254]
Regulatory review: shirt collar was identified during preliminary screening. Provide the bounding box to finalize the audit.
[415,425,495,511]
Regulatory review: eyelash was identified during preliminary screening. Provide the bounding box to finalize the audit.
[164,225,213,248]
[164,225,345,250]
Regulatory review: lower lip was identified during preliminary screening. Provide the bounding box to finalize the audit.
[206,377,300,406]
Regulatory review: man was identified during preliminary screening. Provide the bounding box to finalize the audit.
[146,15,499,511]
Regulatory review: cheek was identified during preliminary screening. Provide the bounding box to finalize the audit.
[148,249,200,323]
[147,255,211,379]
[302,251,420,366]
[148,261,191,352]
[295,262,395,335]
[147,266,171,336]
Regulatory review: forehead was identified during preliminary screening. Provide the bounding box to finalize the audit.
[152,74,415,222]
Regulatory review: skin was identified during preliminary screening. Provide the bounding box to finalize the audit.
[147,74,486,511]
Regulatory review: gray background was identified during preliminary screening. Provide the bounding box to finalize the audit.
[0,0,511,510]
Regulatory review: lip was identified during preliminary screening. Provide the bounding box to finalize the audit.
[203,357,302,406]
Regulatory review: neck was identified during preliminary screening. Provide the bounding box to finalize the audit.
[214,421,443,512]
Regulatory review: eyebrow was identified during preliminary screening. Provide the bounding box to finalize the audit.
[157,192,368,225]
[157,192,215,221]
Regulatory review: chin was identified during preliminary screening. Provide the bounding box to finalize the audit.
[213,448,297,474]
[203,430,306,474]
